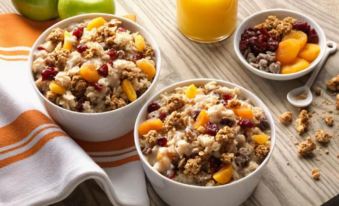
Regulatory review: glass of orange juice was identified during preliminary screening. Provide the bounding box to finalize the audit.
[177,0,238,43]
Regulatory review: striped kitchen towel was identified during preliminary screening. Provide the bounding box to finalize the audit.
[0,14,149,206]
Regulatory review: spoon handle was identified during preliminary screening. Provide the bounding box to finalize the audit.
[305,40,337,88]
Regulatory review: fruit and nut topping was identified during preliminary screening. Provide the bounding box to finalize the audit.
[32,17,156,112]
[240,16,320,74]
[138,81,271,186]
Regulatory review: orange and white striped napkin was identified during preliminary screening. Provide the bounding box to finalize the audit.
[0,14,149,206]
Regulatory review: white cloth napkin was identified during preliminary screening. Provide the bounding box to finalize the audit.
[0,13,149,206]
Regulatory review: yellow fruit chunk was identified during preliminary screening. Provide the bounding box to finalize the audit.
[134,34,146,52]
[63,31,73,51]
[298,43,320,62]
[123,14,137,22]
[281,58,310,74]
[87,17,107,30]
[194,110,209,129]
[276,39,301,64]
[49,81,65,95]
[185,84,198,99]
[213,165,233,184]
[252,134,269,145]
[80,64,100,83]
[136,59,156,80]
[283,30,308,49]
[122,79,137,102]
[138,118,164,135]
[234,107,254,119]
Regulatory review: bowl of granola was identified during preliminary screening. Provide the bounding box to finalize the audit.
[234,9,327,80]
[134,79,275,206]
[28,13,161,141]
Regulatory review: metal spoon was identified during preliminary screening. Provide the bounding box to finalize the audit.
[287,40,337,107]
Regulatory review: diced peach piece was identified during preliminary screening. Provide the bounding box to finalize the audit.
[49,81,65,95]
[138,118,164,135]
[281,58,310,74]
[123,14,137,22]
[134,34,146,52]
[63,31,73,51]
[283,30,308,49]
[252,134,269,145]
[194,110,209,129]
[234,107,254,119]
[185,84,198,99]
[213,164,233,184]
[298,43,320,62]
[136,59,156,80]
[87,17,107,30]
[122,79,137,102]
[276,39,301,64]
[80,64,100,83]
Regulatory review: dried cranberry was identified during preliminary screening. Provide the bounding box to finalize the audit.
[107,49,117,60]
[157,137,167,147]
[192,110,201,121]
[37,46,46,51]
[76,45,88,53]
[293,21,310,33]
[133,52,144,60]
[258,120,270,131]
[117,27,126,32]
[73,27,84,40]
[220,118,235,127]
[91,83,103,91]
[238,119,254,128]
[166,170,176,179]
[147,102,160,113]
[41,67,58,80]
[209,156,221,173]
[98,64,109,77]
[205,122,219,136]
[76,98,85,112]
[222,94,233,104]
[159,112,167,121]
[308,28,319,43]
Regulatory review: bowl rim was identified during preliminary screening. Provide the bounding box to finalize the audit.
[134,78,276,190]
[28,13,161,116]
[233,8,326,79]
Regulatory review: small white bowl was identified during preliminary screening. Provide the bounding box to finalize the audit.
[28,13,161,142]
[134,79,276,206]
[234,9,326,81]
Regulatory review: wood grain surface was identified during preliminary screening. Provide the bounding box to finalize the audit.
[1,0,338,205]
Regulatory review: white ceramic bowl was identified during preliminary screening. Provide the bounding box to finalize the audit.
[234,9,326,81]
[28,13,161,142]
[134,79,276,206]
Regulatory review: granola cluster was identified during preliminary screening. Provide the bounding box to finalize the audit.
[32,17,156,113]
[255,15,296,38]
[139,82,271,186]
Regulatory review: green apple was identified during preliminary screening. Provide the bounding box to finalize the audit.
[12,0,58,21]
[58,0,115,19]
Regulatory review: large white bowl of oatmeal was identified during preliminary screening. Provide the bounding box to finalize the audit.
[28,13,161,141]
[134,79,275,206]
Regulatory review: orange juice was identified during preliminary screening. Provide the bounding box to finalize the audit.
[177,0,238,43]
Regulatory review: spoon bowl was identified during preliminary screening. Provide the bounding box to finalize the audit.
[287,86,312,107]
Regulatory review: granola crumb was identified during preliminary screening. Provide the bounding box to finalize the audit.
[184,156,202,175]
[311,168,320,180]
[313,86,321,96]
[315,129,332,144]
[220,153,234,164]
[166,95,185,113]
[323,116,334,127]
[279,111,293,125]
[286,162,290,166]
[325,150,329,155]
[295,109,310,135]
[326,74,339,92]
[336,94,339,110]
[254,144,270,160]
[297,137,316,157]
[337,153,339,158]
[215,126,236,144]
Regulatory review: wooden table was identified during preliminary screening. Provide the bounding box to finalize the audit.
[1,0,338,205]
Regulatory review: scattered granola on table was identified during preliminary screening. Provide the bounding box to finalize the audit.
[336,94,339,110]
[32,17,156,113]
[323,116,334,127]
[326,74,339,92]
[311,168,320,180]
[279,111,293,125]
[297,137,316,157]
[295,109,310,135]
[315,129,332,144]
[138,81,272,186]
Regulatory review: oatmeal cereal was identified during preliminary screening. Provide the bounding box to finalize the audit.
[315,129,332,144]
[311,168,320,180]
[279,111,293,125]
[295,109,310,135]
[326,74,339,92]
[323,116,334,127]
[32,17,156,112]
[138,82,272,186]
[297,137,316,157]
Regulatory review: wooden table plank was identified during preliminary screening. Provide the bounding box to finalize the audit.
[1,0,338,205]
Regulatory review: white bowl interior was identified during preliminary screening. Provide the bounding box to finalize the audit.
[234,9,326,80]
[134,78,276,190]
